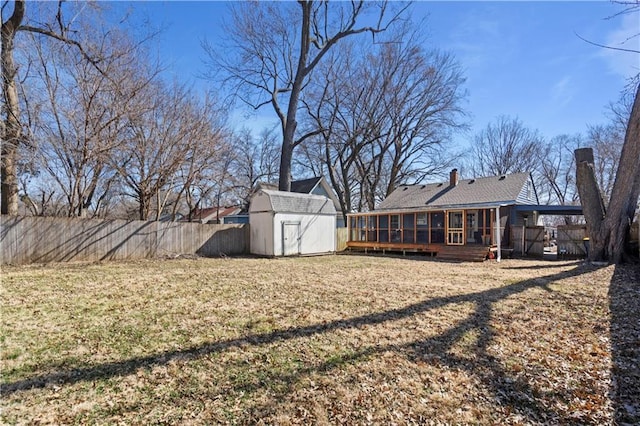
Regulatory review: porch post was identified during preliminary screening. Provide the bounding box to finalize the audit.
[495,206,501,262]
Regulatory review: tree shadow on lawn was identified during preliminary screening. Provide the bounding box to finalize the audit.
[609,263,640,424]
[2,263,604,423]
[503,260,583,270]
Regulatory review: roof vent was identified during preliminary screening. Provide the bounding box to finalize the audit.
[499,175,506,180]
[421,185,426,189]
[403,187,408,191]
[437,183,443,187]
[468,179,475,184]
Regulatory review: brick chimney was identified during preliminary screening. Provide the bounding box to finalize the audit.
[449,168,459,187]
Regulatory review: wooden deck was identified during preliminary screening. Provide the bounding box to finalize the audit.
[346,241,440,256]
[436,245,490,262]
[346,241,491,262]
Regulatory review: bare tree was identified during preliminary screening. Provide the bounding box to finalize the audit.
[572,0,640,264]
[302,30,467,218]
[365,42,467,202]
[470,115,544,177]
[229,127,280,209]
[23,24,155,218]
[300,43,378,216]
[538,134,582,207]
[114,82,225,220]
[1,0,112,215]
[535,134,585,225]
[162,92,229,222]
[586,124,625,204]
[208,0,407,192]
[575,82,639,263]
[540,92,629,218]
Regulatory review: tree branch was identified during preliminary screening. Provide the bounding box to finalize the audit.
[293,128,324,148]
[18,25,110,76]
[575,31,640,54]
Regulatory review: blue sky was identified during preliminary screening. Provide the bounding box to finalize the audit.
[125,1,638,147]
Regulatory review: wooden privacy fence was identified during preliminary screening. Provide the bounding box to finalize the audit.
[556,225,588,259]
[0,216,249,265]
[336,228,348,252]
[511,226,545,258]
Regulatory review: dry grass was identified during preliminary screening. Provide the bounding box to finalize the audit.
[1,254,637,425]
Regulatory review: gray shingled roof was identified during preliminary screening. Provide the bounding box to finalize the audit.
[256,177,321,194]
[255,189,336,215]
[377,173,533,211]
[291,177,321,194]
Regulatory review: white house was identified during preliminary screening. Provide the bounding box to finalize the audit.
[249,189,336,256]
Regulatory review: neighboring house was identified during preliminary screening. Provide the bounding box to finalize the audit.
[159,213,185,222]
[258,176,345,227]
[222,214,249,224]
[347,169,582,261]
[187,206,243,224]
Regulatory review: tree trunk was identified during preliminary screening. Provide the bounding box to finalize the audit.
[600,83,640,263]
[1,0,25,216]
[278,129,295,192]
[138,193,148,221]
[575,147,607,260]
[278,1,312,192]
[575,83,640,263]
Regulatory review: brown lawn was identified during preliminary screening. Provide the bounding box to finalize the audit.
[1,255,638,425]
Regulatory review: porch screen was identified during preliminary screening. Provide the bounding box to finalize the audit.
[478,209,493,245]
[416,213,428,243]
[431,212,445,243]
[390,215,401,243]
[379,215,389,243]
[367,216,377,242]
[403,213,415,243]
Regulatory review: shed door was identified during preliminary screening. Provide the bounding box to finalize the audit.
[282,222,301,256]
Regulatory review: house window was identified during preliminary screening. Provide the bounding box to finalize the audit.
[417,213,427,226]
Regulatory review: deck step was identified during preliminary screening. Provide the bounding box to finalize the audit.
[436,245,489,262]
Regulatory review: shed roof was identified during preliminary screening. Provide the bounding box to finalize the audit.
[255,176,341,212]
[378,173,533,210]
[250,189,336,215]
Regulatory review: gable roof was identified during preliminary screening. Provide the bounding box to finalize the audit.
[250,189,336,215]
[256,176,341,212]
[291,177,322,194]
[189,206,242,222]
[378,173,535,211]
[257,177,322,194]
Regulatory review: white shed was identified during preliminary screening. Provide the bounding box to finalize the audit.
[249,189,336,256]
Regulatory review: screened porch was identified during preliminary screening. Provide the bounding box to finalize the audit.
[347,208,498,251]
